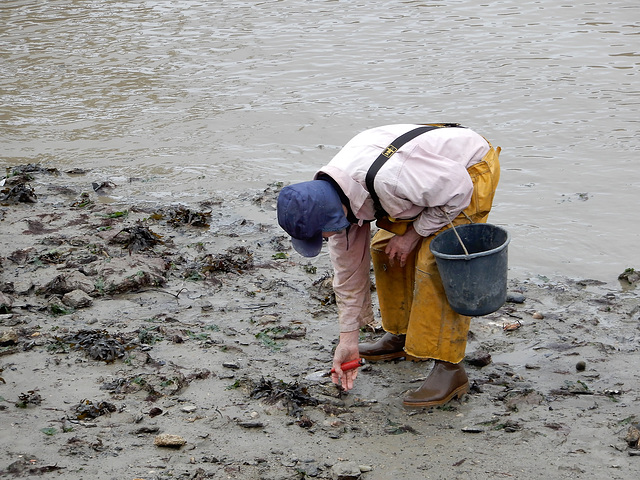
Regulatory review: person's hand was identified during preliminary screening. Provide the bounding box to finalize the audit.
[385,224,423,267]
[331,330,360,391]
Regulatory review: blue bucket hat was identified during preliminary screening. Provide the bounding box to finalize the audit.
[277,180,351,257]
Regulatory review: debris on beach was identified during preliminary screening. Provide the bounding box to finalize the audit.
[200,246,254,274]
[74,399,117,419]
[152,205,212,228]
[53,329,130,362]
[112,223,164,253]
[15,390,43,408]
[249,377,319,417]
[154,434,187,448]
[619,267,639,286]
[1,181,38,204]
[625,423,640,449]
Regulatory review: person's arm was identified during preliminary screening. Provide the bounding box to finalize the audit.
[327,222,373,390]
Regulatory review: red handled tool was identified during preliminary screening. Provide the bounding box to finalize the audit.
[305,358,365,382]
[330,358,365,374]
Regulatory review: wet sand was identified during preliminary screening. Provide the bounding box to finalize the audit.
[1,166,639,480]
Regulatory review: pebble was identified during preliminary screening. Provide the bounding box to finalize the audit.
[181,405,197,413]
[331,461,362,480]
[154,434,186,448]
[461,426,484,433]
[62,289,93,309]
[532,311,544,319]
[198,300,213,311]
[506,292,526,304]
[576,360,586,372]
[466,350,492,367]
[0,329,18,346]
[237,421,264,429]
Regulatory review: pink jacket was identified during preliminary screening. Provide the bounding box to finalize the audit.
[314,124,490,332]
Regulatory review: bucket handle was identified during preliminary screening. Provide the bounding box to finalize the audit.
[443,210,470,256]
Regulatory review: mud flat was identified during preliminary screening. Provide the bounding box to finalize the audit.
[1,166,639,480]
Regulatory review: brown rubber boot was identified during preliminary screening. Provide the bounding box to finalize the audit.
[403,360,470,408]
[359,332,416,361]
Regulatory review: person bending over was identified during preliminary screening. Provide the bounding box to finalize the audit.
[277,123,500,407]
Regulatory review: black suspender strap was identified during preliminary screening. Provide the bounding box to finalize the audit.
[365,124,462,219]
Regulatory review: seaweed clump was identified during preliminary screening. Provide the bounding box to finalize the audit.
[75,399,117,419]
[1,182,37,204]
[250,378,319,417]
[200,246,254,274]
[53,329,130,362]
[112,224,164,253]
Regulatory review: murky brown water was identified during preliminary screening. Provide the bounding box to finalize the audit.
[1,0,638,284]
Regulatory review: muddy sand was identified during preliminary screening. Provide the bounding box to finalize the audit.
[1,165,639,480]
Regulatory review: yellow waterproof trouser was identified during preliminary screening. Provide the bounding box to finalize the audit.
[371,145,501,363]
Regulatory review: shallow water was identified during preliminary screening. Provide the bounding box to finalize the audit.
[1,0,638,284]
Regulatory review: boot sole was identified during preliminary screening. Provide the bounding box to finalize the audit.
[360,351,423,362]
[402,382,470,408]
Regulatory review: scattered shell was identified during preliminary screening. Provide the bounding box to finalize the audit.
[503,319,522,332]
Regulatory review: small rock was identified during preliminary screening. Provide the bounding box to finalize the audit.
[181,405,197,413]
[298,460,320,477]
[461,426,484,433]
[134,426,160,434]
[576,360,586,372]
[359,465,373,473]
[506,292,526,304]
[619,268,640,285]
[149,407,163,417]
[532,311,544,319]
[0,329,18,346]
[198,300,213,311]
[62,289,94,309]
[237,421,264,429]
[45,270,95,295]
[624,424,640,448]
[154,434,187,448]
[0,313,20,327]
[223,361,240,370]
[331,461,362,480]
[0,292,13,312]
[466,350,492,367]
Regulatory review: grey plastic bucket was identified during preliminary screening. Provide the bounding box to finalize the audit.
[429,223,510,316]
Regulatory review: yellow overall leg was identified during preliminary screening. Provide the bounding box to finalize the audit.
[371,146,501,362]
